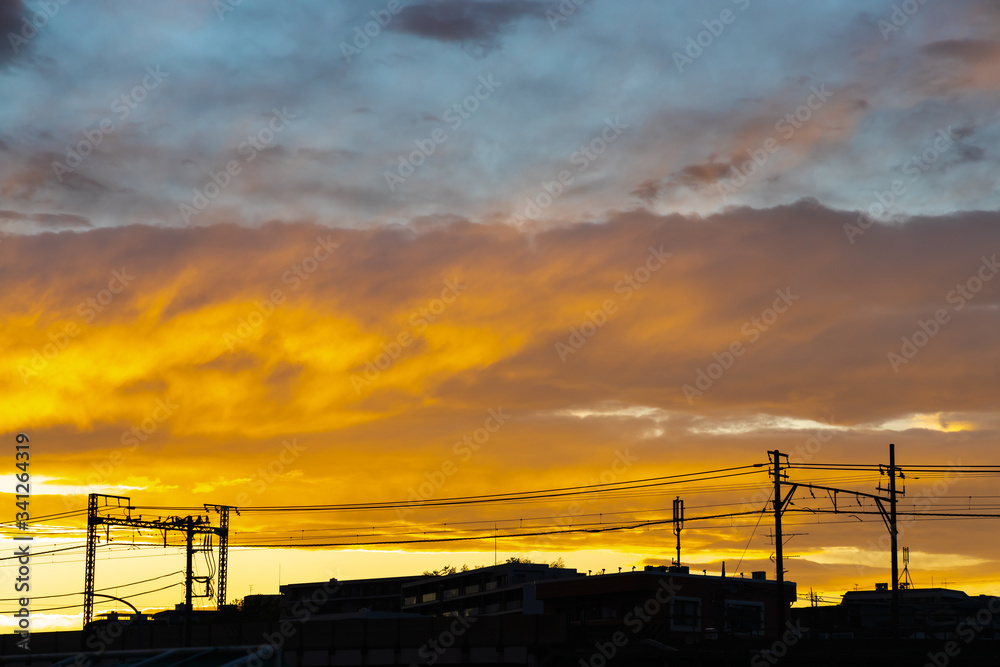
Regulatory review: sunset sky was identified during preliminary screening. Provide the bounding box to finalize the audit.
[2,0,1000,632]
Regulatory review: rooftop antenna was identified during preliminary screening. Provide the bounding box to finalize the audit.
[672,496,684,566]
[900,546,913,590]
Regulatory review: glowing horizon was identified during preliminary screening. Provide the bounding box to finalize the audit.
[3,0,1000,635]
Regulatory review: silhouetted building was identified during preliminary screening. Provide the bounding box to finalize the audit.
[280,575,424,617]
[535,565,796,638]
[400,562,580,616]
[795,586,1000,639]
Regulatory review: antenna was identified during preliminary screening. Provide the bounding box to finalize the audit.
[900,546,913,590]
[672,496,684,566]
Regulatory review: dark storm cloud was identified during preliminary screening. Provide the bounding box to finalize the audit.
[632,161,736,202]
[0,0,24,65]
[956,144,986,163]
[389,0,546,50]
[0,209,92,228]
[921,39,1000,62]
[908,38,1000,95]
[5,203,1000,429]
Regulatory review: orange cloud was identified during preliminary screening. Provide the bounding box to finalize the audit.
[2,206,999,625]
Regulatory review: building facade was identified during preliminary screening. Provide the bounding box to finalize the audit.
[400,562,580,616]
[535,565,796,638]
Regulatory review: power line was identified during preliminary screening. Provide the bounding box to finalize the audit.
[0,544,88,561]
[0,571,184,602]
[0,582,185,614]
[228,509,766,548]
[734,490,771,573]
[0,509,88,528]
[122,466,767,514]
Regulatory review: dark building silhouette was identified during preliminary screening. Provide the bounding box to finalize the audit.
[400,561,579,616]
[11,568,1000,666]
[795,586,1000,639]
[280,575,423,617]
[535,565,795,639]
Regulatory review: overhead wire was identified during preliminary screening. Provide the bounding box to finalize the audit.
[0,582,185,614]
[0,571,185,602]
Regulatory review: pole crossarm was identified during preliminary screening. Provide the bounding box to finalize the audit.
[93,515,216,534]
[873,497,892,533]
[779,485,797,515]
[204,504,237,609]
[787,481,890,504]
[84,494,230,632]
[777,444,904,637]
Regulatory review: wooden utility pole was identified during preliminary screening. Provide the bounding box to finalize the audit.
[672,496,684,566]
[185,516,194,647]
[83,494,228,635]
[771,450,787,633]
[889,443,899,635]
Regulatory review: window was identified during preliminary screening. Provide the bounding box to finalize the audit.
[403,596,417,606]
[671,597,701,631]
[421,592,437,603]
[725,601,764,636]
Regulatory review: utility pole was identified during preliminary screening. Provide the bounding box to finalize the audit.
[672,496,684,566]
[889,443,899,636]
[771,450,788,633]
[83,494,227,635]
[185,516,194,646]
[83,494,100,632]
[874,443,903,637]
[771,445,905,637]
[205,504,237,608]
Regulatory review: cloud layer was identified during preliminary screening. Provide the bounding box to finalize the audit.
[1,0,998,233]
[2,0,1000,624]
